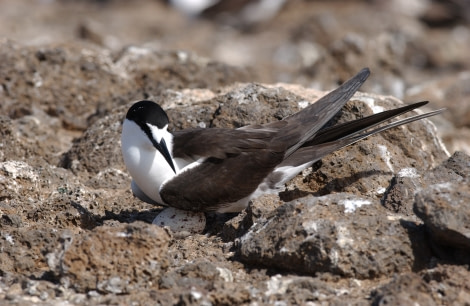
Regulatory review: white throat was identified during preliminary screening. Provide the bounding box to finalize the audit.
[147,123,168,143]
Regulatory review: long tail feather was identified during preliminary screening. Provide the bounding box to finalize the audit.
[280,107,445,168]
[283,68,371,157]
[307,101,429,145]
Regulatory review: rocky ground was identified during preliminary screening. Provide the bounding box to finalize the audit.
[1,0,470,305]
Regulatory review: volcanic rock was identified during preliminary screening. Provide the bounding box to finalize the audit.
[51,221,170,294]
[237,193,431,279]
[0,15,467,302]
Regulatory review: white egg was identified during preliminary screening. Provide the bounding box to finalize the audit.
[152,207,206,234]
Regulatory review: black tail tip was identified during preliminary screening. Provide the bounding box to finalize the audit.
[359,67,371,78]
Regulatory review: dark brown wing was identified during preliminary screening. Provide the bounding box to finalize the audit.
[171,127,282,160]
[160,149,284,211]
[167,126,286,211]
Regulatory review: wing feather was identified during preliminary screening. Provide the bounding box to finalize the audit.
[171,127,280,159]
[161,149,284,211]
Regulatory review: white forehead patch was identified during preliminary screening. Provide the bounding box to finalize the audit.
[147,123,168,143]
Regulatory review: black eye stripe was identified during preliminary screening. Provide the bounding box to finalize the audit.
[139,123,154,143]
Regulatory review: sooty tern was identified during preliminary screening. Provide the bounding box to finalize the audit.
[121,68,444,213]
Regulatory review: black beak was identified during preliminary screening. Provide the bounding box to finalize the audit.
[139,122,177,174]
[152,138,176,173]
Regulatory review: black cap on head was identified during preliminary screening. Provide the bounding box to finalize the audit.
[125,100,176,173]
[126,100,169,129]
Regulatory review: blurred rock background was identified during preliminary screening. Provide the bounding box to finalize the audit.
[1,0,470,304]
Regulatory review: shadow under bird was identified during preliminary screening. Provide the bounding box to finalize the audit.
[121,68,444,213]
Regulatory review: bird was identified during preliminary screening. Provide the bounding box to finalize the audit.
[167,0,286,25]
[121,68,444,213]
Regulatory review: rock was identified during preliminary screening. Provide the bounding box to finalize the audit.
[0,40,252,177]
[415,182,470,250]
[209,83,303,128]
[372,264,470,306]
[383,151,468,216]
[5,282,23,300]
[412,153,470,263]
[382,149,470,267]
[406,73,470,154]
[382,151,470,259]
[2,0,470,304]
[158,259,257,305]
[381,167,423,215]
[0,40,251,132]
[0,116,48,166]
[0,225,63,278]
[263,274,336,304]
[419,0,470,26]
[237,193,431,279]
[59,108,128,178]
[371,273,436,306]
[0,160,92,230]
[55,221,171,293]
[0,40,129,131]
[421,264,470,305]
[221,194,283,241]
[0,158,148,230]
[406,72,470,128]
[435,151,470,178]
[160,260,227,291]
